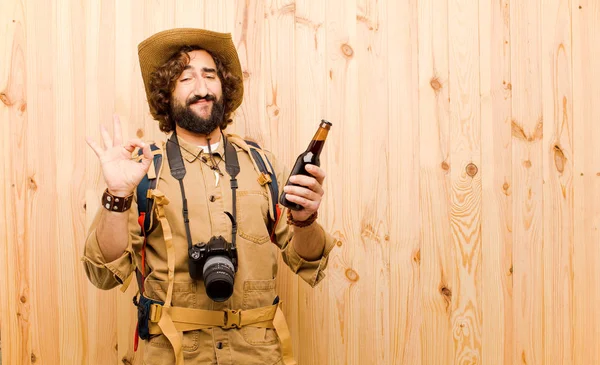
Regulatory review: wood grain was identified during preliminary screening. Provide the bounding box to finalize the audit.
[418,0,454,363]
[387,0,421,364]
[448,0,483,363]
[511,1,545,364]
[542,0,574,364]
[323,0,359,363]
[1,0,30,364]
[572,1,600,365]
[353,0,391,364]
[480,0,514,364]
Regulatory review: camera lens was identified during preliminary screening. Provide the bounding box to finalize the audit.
[203,256,235,302]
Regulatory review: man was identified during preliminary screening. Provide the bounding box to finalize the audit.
[83,28,335,365]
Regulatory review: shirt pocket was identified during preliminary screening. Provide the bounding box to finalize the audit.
[237,190,271,245]
[241,279,279,346]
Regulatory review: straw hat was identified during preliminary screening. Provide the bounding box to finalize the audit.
[137,28,243,119]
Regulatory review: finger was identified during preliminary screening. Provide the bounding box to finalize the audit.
[284,193,319,211]
[112,115,123,146]
[141,142,153,162]
[288,175,324,196]
[86,137,103,157]
[100,124,113,149]
[305,164,326,185]
[283,185,321,202]
[123,138,146,153]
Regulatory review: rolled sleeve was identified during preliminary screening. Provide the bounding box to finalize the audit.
[281,222,337,287]
[82,228,135,289]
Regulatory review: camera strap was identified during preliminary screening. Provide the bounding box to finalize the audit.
[166,131,240,251]
[223,135,239,248]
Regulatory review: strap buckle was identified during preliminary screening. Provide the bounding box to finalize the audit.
[223,309,241,329]
[257,172,272,186]
[149,303,163,323]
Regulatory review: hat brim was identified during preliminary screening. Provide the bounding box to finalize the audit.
[138,28,243,119]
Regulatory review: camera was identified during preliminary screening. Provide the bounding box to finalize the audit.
[188,235,238,302]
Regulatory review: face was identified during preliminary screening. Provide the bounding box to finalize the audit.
[170,49,224,135]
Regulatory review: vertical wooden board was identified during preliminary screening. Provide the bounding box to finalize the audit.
[0,1,30,364]
[417,0,454,363]
[511,1,545,364]
[448,0,483,363]
[54,1,89,363]
[386,0,422,363]
[479,0,514,364]
[541,1,574,364]
[324,0,358,363]
[260,0,301,356]
[353,0,391,364]
[572,1,600,365]
[233,0,267,142]
[25,0,63,364]
[293,1,329,364]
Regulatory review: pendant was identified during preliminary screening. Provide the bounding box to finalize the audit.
[214,170,220,187]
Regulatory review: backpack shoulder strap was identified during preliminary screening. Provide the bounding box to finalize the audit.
[227,135,282,242]
[135,142,164,233]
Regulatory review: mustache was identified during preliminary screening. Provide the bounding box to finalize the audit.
[187,94,217,106]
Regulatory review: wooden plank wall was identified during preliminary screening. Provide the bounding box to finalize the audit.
[1,0,599,364]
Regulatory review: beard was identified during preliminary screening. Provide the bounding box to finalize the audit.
[170,94,225,135]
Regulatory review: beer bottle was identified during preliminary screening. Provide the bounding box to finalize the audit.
[280,120,332,211]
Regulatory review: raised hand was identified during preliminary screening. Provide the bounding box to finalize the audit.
[86,115,153,196]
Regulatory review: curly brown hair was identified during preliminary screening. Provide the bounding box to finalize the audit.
[148,46,241,132]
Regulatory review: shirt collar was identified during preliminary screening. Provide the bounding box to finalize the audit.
[167,131,226,163]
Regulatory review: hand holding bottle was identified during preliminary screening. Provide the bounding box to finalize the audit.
[280,120,331,222]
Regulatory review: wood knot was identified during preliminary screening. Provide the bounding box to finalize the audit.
[136,128,144,138]
[121,356,132,365]
[523,160,532,169]
[31,353,37,363]
[20,295,27,303]
[0,92,12,106]
[509,266,513,276]
[19,102,27,113]
[243,71,251,79]
[413,249,421,264]
[28,176,38,191]
[505,82,512,90]
[466,163,478,177]
[440,286,452,299]
[441,161,450,171]
[336,240,343,247]
[341,43,354,58]
[267,104,280,118]
[345,268,359,282]
[553,144,566,173]
[430,77,442,92]
[329,70,333,79]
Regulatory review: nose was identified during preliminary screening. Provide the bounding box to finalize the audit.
[194,77,208,97]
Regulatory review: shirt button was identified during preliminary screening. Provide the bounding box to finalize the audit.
[209,195,216,202]
[216,342,223,349]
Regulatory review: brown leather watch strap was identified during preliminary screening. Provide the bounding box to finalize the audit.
[102,189,134,212]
